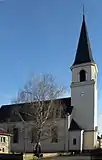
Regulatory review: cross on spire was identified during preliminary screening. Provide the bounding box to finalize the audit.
[83,5,85,21]
[83,5,85,16]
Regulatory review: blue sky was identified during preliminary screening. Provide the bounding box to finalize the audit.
[0,0,102,131]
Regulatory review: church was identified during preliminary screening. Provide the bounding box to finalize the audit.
[0,13,100,153]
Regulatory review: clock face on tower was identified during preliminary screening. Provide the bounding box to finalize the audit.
[80,92,84,96]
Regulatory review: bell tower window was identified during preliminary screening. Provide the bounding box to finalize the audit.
[80,70,86,82]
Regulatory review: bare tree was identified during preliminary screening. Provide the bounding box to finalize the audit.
[13,74,66,146]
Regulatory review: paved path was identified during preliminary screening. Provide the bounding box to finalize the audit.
[47,156,91,160]
[24,153,92,160]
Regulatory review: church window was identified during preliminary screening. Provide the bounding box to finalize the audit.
[51,126,58,143]
[73,138,76,145]
[2,148,4,152]
[79,70,86,82]
[13,128,19,143]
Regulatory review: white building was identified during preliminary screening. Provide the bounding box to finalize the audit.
[0,14,99,153]
[0,128,11,153]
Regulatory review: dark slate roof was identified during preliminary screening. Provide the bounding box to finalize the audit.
[97,135,101,140]
[72,14,95,66]
[0,128,11,136]
[0,97,73,123]
[69,119,82,131]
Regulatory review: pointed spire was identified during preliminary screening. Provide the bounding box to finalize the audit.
[72,10,95,66]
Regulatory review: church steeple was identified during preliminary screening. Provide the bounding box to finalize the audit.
[72,13,95,66]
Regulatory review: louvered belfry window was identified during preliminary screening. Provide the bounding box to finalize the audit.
[80,70,86,82]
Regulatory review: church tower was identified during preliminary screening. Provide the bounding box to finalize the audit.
[71,14,98,149]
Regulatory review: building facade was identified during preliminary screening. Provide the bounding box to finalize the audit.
[0,128,11,153]
[0,14,99,153]
[0,98,72,153]
[69,14,98,151]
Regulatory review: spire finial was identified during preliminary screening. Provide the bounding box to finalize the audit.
[83,4,85,19]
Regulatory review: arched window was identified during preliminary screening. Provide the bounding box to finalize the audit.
[80,70,86,82]
[13,127,19,143]
[73,138,76,145]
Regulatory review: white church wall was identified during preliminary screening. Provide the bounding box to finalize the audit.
[94,82,98,129]
[71,63,97,83]
[91,65,98,81]
[0,117,69,153]
[71,83,95,130]
[71,62,98,131]
[91,64,98,129]
[68,130,83,151]
[83,131,97,150]
[71,63,91,83]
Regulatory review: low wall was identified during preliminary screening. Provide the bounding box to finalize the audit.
[0,154,23,160]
